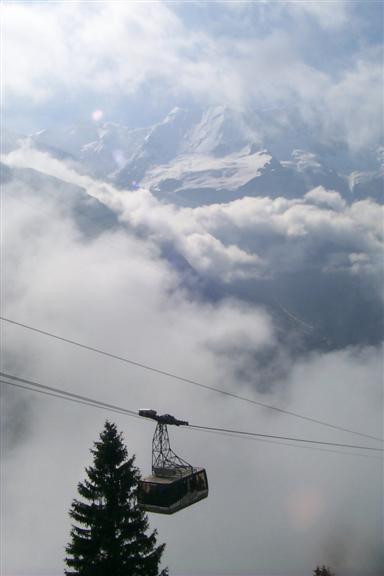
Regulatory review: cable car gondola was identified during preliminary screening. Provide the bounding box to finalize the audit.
[138,410,208,514]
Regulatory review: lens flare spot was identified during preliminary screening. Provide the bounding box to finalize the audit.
[288,488,324,530]
[92,109,104,122]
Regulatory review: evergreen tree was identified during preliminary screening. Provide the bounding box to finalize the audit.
[65,421,168,576]
[313,566,335,576]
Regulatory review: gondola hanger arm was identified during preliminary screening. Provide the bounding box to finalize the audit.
[139,409,189,427]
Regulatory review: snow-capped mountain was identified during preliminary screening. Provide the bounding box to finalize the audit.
[113,106,258,188]
[15,106,383,207]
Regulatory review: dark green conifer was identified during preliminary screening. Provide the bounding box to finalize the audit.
[65,421,168,576]
[313,566,335,576]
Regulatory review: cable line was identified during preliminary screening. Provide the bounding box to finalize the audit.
[188,424,383,453]
[1,316,382,443]
[3,380,379,461]
[184,425,382,461]
[0,379,135,418]
[1,372,382,454]
[0,372,140,420]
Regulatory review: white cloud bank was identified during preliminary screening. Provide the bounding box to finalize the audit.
[1,157,383,574]
[3,1,383,151]
[3,145,383,289]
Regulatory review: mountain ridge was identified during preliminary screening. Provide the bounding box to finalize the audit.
[21,106,381,207]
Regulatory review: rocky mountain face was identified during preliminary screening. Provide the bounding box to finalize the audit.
[25,106,383,207]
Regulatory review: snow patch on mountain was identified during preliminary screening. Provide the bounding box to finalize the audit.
[142,147,272,195]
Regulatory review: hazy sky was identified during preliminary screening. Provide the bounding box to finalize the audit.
[3,0,383,149]
[1,2,383,576]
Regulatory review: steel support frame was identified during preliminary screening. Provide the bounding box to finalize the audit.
[152,422,192,475]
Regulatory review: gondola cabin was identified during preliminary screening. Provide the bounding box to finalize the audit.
[137,409,209,514]
[138,467,208,515]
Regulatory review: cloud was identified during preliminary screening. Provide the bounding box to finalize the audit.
[288,0,348,30]
[304,187,347,211]
[320,54,384,151]
[2,141,383,576]
[2,4,383,572]
[4,144,383,294]
[3,2,382,150]
[2,168,276,573]
[2,145,265,282]
[3,2,183,101]
[192,193,383,282]
[204,1,348,31]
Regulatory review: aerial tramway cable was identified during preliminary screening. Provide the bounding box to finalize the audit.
[0,372,140,419]
[1,316,382,443]
[1,372,383,455]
